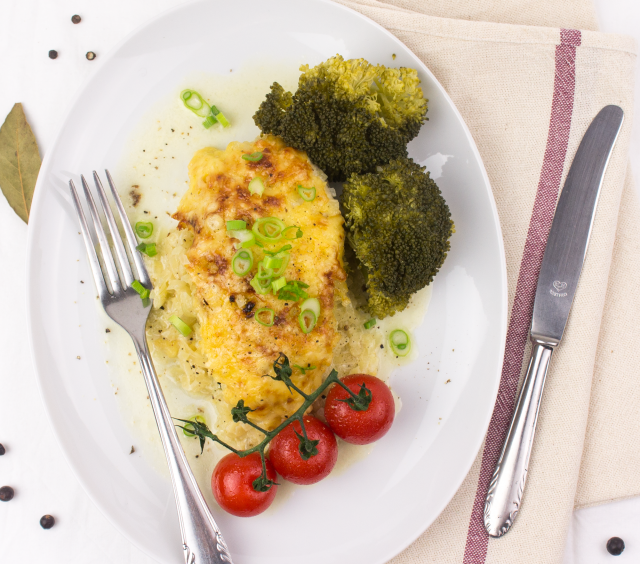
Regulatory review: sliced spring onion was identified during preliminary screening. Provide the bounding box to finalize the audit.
[282,225,303,240]
[232,249,253,276]
[263,244,292,256]
[169,315,192,337]
[298,309,317,334]
[389,329,411,356]
[135,221,153,239]
[131,280,150,300]
[277,280,309,302]
[226,219,246,230]
[248,177,265,196]
[250,275,272,295]
[254,308,275,327]
[182,415,206,437]
[136,242,157,257]
[297,185,316,202]
[300,297,320,318]
[252,217,285,243]
[271,276,287,294]
[210,105,230,127]
[202,114,219,129]
[256,262,274,281]
[181,89,210,117]
[228,228,255,248]
[270,253,289,277]
[242,152,263,162]
[263,255,283,271]
[364,318,376,330]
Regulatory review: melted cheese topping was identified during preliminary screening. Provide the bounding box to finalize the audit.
[172,136,346,430]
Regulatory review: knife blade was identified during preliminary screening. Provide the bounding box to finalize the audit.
[484,105,624,538]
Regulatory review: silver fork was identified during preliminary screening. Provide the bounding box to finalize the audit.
[69,170,233,564]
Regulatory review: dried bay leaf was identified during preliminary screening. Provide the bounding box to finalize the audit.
[0,103,42,223]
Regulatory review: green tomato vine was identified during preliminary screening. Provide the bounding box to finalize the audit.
[174,352,371,492]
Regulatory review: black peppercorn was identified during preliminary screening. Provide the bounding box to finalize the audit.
[229,295,236,303]
[71,14,81,24]
[0,443,5,455]
[0,486,14,502]
[48,50,58,59]
[606,537,625,556]
[40,515,55,529]
[86,51,96,61]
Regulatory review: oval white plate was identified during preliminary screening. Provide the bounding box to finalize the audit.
[27,1,507,563]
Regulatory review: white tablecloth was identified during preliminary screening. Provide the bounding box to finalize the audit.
[0,1,638,562]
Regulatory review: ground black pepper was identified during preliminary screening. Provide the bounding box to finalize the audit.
[48,50,58,59]
[40,515,55,529]
[0,444,5,455]
[0,486,14,502]
[86,51,96,61]
[71,14,81,24]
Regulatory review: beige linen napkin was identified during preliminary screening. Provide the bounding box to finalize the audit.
[330,0,637,562]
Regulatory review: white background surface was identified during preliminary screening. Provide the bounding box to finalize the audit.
[0,1,637,563]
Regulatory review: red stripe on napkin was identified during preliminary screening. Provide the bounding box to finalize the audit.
[462,29,581,563]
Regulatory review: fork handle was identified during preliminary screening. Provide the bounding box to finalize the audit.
[132,336,233,564]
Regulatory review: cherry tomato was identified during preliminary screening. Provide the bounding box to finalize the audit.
[211,452,278,517]
[324,374,395,445]
[269,415,338,485]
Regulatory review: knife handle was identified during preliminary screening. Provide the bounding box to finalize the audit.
[484,342,553,537]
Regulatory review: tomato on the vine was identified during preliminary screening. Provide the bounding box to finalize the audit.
[324,374,395,445]
[269,415,338,485]
[211,452,278,517]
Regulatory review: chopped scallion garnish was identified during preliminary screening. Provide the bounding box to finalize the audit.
[250,275,272,295]
[210,105,230,127]
[254,308,275,327]
[136,242,157,257]
[131,280,150,300]
[242,152,263,162]
[169,315,192,337]
[228,228,255,249]
[248,177,265,197]
[364,318,376,330]
[282,225,303,240]
[252,217,285,243]
[181,89,210,117]
[226,220,246,230]
[297,185,316,202]
[232,249,253,277]
[299,297,320,318]
[298,309,317,334]
[389,329,411,356]
[277,280,309,302]
[135,221,153,239]
[263,244,292,256]
[271,276,287,294]
[182,415,206,437]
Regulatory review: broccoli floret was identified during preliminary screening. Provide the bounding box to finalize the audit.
[342,157,454,319]
[253,55,428,181]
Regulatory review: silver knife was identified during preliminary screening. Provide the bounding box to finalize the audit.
[484,105,624,537]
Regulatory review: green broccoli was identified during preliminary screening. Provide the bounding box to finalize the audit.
[253,55,428,181]
[342,157,454,319]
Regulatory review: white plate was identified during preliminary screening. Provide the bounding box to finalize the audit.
[26,1,507,563]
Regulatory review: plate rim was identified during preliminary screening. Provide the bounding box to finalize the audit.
[26,0,508,561]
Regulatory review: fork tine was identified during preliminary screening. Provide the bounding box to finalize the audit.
[80,174,123,295]
[93,171,135,287]
[69,180,109,300]
[104,169,151,287]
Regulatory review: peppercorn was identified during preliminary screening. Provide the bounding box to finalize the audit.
[71,14,81,24]
[0,486,14,502]
[0,443,5,455]
[86,51,96,61]
[40,515,55,529]
[48,50,58,59]
[606,537,625,556]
